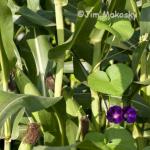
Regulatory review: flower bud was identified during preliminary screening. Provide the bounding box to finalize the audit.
[80,115,89,138]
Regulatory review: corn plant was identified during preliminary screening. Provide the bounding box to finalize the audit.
[0,0,150,150]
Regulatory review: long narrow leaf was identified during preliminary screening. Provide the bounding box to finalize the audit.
[0,90,62,129]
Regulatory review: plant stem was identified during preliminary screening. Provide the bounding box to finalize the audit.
[4,119,11,150]
[91,30,104,70]
[146,52,150,100]
[54,0,65,145]
[54,58,64,97]
[40,73,46,96]
[91,29,104,71]
[75,122,81,141]
[54,0,65,97]
[90,31,104,131]
[91,90,101,131]
[0,44,11,150]
[4,141,10,150]
[92,42,102,69]
[140,50,149,104]
[3,81,11,150]
[141,50,150,105]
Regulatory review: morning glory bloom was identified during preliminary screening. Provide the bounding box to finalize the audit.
[107,105,123,124]
[123,106,137,123]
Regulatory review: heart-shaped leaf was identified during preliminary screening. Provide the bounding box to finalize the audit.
[88,64,134,96]
[84,132,108,150]
[96,19,134,41]
[77,132,109,150]
[105,128,136,150]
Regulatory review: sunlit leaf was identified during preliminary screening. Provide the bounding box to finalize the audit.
[88,63,134,96]
[96,19,134,41]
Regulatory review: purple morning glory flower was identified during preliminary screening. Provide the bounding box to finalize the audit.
[107,105,123,124]
[123,106,137,123]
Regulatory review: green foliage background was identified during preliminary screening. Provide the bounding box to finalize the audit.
[0,0,150,150]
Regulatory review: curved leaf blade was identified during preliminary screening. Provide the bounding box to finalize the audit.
[17,7,55,27]
[0,90,62,128]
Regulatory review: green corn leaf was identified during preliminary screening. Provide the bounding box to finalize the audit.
[0,0,17,69]
[0,90,62,129]
[140,2,150,35]
[17,7,55,27]
[48,0,100,60]
[0,0,17,89]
